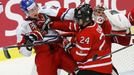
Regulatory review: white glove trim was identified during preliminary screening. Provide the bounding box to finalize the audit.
[19,47,32,57]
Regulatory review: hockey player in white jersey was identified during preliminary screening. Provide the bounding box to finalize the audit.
[17,0,77,75]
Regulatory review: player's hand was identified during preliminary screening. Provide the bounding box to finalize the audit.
[62,38,70,48]
[36,13,52,30]
[24,34,37,43]
[64,42,75,53]
[24,33,37,51]
[17,34,36,57]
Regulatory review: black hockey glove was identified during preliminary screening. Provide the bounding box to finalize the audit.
[64,42,75,53]
[24,34,37,51]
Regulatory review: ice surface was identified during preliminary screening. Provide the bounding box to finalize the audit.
[0,44,134,75]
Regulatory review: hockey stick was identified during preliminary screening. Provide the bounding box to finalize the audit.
[2,38,58,59]
[2,32,74,59]
[92,44,134,61]
[3,31,133,59]
[2,41,40,59]
[43,32,74,37]
[3,47,11,59]
[32,33,134,37]
[105,34,134,37]
[105,26,134,37]
[93,26,134,61]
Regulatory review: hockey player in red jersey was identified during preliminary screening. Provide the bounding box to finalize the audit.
[41,3,132,37]
[49,4,113,75]
[92,4,133,75]
[17,0,77,75]
[42,3,133,75]
[93,4,132,47]
[39,3,132,75]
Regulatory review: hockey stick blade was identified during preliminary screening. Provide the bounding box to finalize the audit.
[3,40,55,50]
[3,47,11,59]
[93,44,134,61]
[2,43,40,59]
[2,40,54,59]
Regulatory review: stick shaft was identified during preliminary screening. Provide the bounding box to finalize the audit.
[93,44,134,61]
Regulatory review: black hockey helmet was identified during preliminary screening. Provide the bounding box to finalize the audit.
[74,3,93,23]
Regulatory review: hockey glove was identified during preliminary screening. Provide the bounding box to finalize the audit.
[24,33,38,51]
[64,42,75,54]
[18,34,36,57]
[18,31,43,57]
[35,13,52,31]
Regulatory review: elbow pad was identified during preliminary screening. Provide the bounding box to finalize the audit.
[104,10,131,31]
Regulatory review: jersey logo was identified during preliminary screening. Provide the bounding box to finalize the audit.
[29,22,38,31]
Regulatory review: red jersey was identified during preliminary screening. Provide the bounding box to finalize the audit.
[40,6,74,21]
[50,21,112,74]
[44,7,131,46]
[126,8,134,25]
[17,14,77,75]
[101,20,131,47]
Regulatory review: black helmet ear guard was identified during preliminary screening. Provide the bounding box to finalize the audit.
[74,4,93,22]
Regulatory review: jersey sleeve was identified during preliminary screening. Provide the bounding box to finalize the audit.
[16,21,32,43]
[49,21,79,32]
[112,36,131,46]
[39,6,75,21]
[16,21,33,56]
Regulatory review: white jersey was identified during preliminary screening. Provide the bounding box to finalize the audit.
[104,10,131,31]
[41,6,131,32]
[39,5,75,21]
[16,21,32,43]
[16,20,33,56]
[16,15,59,57]
[17,21,59,43]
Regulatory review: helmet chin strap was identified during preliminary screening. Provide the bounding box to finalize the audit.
[79,20,93,29]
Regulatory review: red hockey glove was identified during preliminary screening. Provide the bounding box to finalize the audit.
[34,13,51,30]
